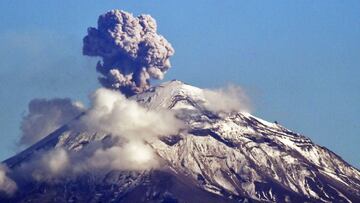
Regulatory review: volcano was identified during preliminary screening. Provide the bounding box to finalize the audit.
[1,80,360,202]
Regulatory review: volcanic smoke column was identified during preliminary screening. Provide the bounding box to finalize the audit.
[83,10,175,96]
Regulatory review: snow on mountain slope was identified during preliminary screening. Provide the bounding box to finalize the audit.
[2,80,360,202]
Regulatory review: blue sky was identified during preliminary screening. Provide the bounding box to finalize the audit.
[0,0,359,168]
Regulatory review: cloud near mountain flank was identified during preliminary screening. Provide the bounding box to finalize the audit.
[19,98,85,146]
[0,164,17,196]
[75,88,183,171]
[17,88,183,182]
[203,85,251,113]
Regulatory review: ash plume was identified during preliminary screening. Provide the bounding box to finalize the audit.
[83,10,174,96]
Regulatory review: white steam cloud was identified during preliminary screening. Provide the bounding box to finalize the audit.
[84,142,158,171]
[18,148,70,182]
[17,88,183,182]
[203,85,251,113]
[76,88,183,171]
[79,88,182,140]
[83,10,174,96]
[20,98,85,146]
[0,164,17,196]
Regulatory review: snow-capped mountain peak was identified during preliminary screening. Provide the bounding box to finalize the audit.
[2,81,360,202]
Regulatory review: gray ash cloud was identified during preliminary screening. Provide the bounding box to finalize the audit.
[83,10,174,96]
